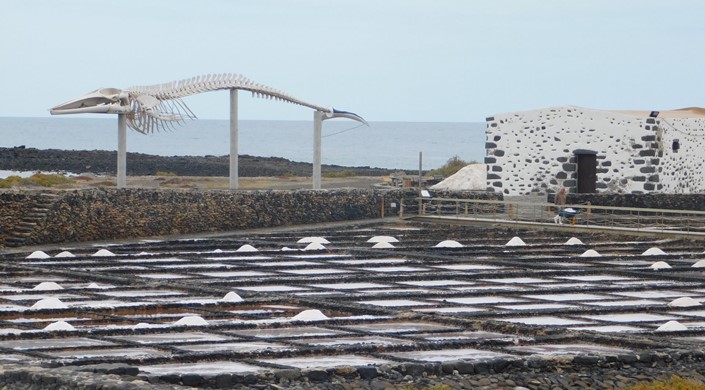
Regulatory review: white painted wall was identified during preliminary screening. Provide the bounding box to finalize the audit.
[484,106,705,196]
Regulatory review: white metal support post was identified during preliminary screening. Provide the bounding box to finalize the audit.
[229,89,239,190]
[117,113,127,188]
[313,110,323,189]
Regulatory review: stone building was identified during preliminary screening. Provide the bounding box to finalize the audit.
[484,106,705,196]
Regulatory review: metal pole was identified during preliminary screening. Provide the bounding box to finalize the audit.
[117,113,127,189]
[229,89,239,190]
[418,151,422,215]
[313,111,323,189]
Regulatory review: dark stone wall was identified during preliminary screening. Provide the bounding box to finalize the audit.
[0,192,44,244]
[568,193,705,211]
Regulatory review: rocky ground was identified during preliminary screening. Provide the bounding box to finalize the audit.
[0,147,402,190]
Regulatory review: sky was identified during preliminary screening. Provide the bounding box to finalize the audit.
[1,0,703,122]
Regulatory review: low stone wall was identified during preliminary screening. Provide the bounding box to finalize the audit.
[0,188,500,247]
[568,193,705,211]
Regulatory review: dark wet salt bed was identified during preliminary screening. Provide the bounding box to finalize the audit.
[3,221,705,386]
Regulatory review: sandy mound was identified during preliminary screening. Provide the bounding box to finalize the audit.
[431,164,486,191]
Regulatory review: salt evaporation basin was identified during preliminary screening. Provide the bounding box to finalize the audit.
[359,288,432,295]
[497,303,578,311]
[259,355,392,369]
[249,261,318,267]
[238,285,309,292]
[341,322,459,334]
[279,268,353,275]
[359,299,433,307]
[330,258,407,265]
[580,313,681,323]
[508,343,631,355]
[228,326,347,339]
[117,258,189,263]
[614,290,686,299]
[417,330,528,342]
[2,337,115,350]
[669,310,705,318]
[6,293,83,301]
[309,282,392,290]
[522,293,611,302]
[291,254,351,259]
[481,277,554,284]
[413,307,487,314]
[399,280,474,287]
[97,290,186,297]
[386,348,514,362]
[438,296,525,305]
[360,266,428,273]
[557,275,633,282]
[301,336,412,347]
[584,299,665,307]
[137,273,190,279]
[175,341,291,353]
[108,331,231,344]
[197,271,273,278]
[433,264,500,271]
[500,316,593,326]
[571,325,645,333]
[141,361,263,375]
[205,255,272,261]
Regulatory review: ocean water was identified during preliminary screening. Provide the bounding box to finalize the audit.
[0,117,486,171]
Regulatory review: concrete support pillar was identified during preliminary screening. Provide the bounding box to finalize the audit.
[117,113,127,188]
[229,89,239,190]
[313,110,323,190]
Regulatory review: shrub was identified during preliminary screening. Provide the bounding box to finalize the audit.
[628,376,705,390]
[26,173,74,187]
[323,169,357,178]
[429,156,476,177]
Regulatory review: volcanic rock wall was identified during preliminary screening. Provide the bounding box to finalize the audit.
[0,189,501,247]
[485,106,705,196]
[568,193,705,211]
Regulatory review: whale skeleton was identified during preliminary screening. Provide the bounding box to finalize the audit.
[50,74,367,188]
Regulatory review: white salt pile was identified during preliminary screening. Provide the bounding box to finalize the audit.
[291,309,329,321]
[212,249,224,253]
[579,249,601,257]
[54,251,75,258]
[372,242,395,249]
[236,244,258,252]
[642,247,667,256]
[367,236,399,243]
[434,240,463,248]
[430,164,486,191]
[668,297,701,307]
[92,249,115,257]
[173,316,209,326]
[564,237,584,245]
[304,242,326,251]
[505,237,526,246]
[43,321,75,331]
[31,297,68,310]
[298,236,330,244]
[692,260,705,268]
[133,322,154,329]
[220,292,244,303]
[26,251,50,259]
[280,247,296,251]
[650,261,671,270]
[32,282,63,291]
[86,283,107,289]
[656,320,687,332]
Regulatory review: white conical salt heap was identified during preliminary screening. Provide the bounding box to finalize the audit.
[297,237,330,244]
[642,247,667,256]
[220,292,244,303]
[692,260,705,268]
[173,316,209,326]
[304,242,326,251]
[236,244,258,252]
[650,261,671,270]
[31,297,68,310]
[291,309,329,321]
[668,297,701,307]
[434,240,463,248]
[505,237,526,246]
[656,320,687,332]
[281,246,296,251]
[54,251,75,258]
[86,283,105,289]
[26,251,50,259]
[212,249,224,253]
[367,236,399,243]
[372,242,395,249]
[133,322,154,329]
[32,282,63,291]
[43,321,75,331]
[92,249,115,257]
[579,249,601,257]
[564,237,584,245]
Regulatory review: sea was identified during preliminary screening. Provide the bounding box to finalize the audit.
[0,117,486,173]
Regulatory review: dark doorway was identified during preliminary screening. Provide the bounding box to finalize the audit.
[575,151,597,193]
